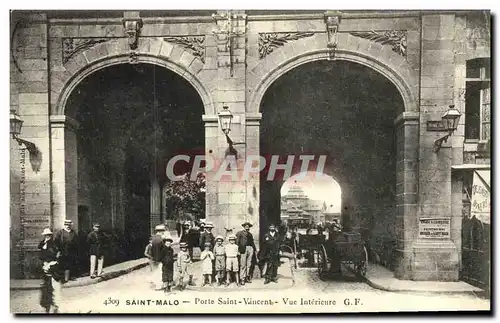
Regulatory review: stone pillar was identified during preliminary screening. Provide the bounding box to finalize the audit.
[206,10,249,237]
[50,115,79,231]
[246,114,262,245]
[394,112,420,279]
[150,176,162,234]
[411,14,459,281]
[450,15,467,268]
[203,115,221,232]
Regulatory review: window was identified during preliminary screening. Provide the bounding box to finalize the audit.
[465,58,490,141]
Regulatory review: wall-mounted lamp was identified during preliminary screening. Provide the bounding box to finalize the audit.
[10,110,42,172]
[218,105,245,158]
[429,105,462,153]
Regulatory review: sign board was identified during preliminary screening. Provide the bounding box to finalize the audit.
[471,170,490,224]
[418,218,450,239]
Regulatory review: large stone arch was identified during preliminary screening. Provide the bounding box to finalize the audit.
[251,33,420,276]
[48,37,214,232]
[248,34,418,114]
[51,37,215,117]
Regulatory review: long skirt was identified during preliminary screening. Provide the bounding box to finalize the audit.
[40,275,60,311]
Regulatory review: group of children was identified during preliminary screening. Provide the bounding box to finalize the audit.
[145,232,246,292]
[201,234,241,287]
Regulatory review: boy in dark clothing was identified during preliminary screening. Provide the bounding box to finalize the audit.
[161,238,175,293]
[150,227,166,290]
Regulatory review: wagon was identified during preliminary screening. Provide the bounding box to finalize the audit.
[317,231,368,280]
[295,231,325,267]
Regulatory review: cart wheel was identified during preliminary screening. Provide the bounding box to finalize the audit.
[318,245,328,280]
[356,245,368,277]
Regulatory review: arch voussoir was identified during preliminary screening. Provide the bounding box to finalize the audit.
[249,33,418,114]
[178,50,196,70]
[51,37,214,117]
[82,42,110,64]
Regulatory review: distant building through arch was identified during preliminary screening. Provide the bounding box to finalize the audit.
[280,172,342,226]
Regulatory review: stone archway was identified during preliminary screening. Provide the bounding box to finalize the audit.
[248,47,417,114]
[49,37,214,232]
[51,37,215,118]
[252,49,420,276]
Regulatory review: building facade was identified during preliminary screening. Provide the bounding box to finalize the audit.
[280,185,324,224]
[10,10,490,284]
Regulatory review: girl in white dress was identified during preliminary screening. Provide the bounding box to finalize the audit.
[199,242,215,286]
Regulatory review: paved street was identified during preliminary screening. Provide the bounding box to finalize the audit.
[11,263,489,314]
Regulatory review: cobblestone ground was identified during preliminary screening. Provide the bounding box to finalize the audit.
[11,264,490,314]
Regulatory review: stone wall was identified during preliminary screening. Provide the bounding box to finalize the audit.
[11,12,51,278]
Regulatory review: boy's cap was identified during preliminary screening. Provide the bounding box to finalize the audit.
[215,235,224,241]
[179,242,188,247]
[228,234,236,240]
[204,242,212,247]
[165,238,173,243]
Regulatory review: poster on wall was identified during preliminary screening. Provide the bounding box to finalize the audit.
[471,170,490,224]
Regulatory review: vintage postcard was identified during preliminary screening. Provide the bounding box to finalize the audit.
[9,9,491,314]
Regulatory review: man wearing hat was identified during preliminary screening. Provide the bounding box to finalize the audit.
[150,224,167,289]
[199,221,215,250]
[87,223,105,279]
[261,224,281,284]
[180,221,196,260]
[236,221,257,285]
[54,219,78,282]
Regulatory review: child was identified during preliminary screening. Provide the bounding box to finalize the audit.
[213,235,226,286]
[200,242,215,287]
[177,242,194,290]
[225,234,240,286]
[144,236,154,283]
[40,260,63,313]
[161,238,175,293]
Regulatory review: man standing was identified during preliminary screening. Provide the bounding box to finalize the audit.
[236,221,257,285]
[87,223,104,279]
[54,219,78,282]
[180,221,196,260]
[261,224,281,284]
[199,222,215,250]
[150,225,166,289]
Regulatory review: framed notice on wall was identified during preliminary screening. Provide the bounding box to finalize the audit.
[418,218,451,239]
[471,169,490,224]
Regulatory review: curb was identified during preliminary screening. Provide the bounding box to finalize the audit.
[362,275,486,297]
[10,260,149,291]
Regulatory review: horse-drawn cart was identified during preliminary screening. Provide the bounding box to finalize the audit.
[317,231,368,279]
